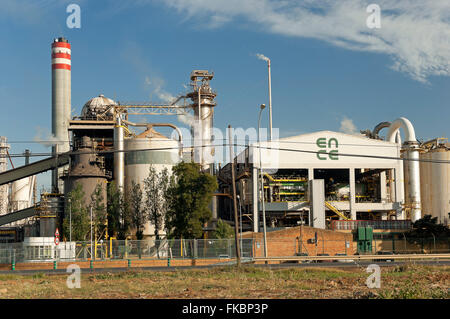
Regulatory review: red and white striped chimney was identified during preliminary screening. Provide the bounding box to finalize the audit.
[51,37,71,192]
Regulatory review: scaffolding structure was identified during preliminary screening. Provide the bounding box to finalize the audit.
[0,137,10,215]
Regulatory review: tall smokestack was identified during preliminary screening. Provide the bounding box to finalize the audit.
[51,37,71,192]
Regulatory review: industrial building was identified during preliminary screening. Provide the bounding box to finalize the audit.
[217,121,449,232]
[0,37,218,246]
[0,36,448,256]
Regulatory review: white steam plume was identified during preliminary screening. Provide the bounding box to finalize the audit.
[34,127,64,148]
[256,53,270,62]
[339,116,358,135]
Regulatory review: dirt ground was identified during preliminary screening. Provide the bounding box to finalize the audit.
[0,264,448,299]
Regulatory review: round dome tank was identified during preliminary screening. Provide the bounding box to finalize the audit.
[81,94,116,119]
[124,129,181,238]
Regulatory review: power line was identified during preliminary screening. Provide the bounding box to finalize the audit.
[1,143,449,164]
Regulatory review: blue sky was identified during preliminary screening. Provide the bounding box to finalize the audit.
[0,0,449,190]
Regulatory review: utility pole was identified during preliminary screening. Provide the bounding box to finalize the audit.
[228,125,241,266]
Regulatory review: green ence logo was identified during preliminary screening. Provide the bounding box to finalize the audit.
[316,137,339,160]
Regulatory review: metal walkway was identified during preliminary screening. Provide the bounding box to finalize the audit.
[0,153,70,186]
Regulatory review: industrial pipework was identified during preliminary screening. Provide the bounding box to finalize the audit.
[114,115,125,194]
[186,70,217,172]
[387,117,422,222]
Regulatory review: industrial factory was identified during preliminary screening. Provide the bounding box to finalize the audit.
[0,37,448,256]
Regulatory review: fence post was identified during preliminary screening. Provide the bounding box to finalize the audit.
[11,249,15,271]
[193,239,198,259]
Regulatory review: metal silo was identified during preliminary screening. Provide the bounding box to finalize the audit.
[420,139,450,225]
[63,136,107,216]
[124,127,181,238]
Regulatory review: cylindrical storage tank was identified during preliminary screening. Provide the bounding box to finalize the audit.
[420,147,450,225]
[124,130,181,238]
[10,177,33,211]
[63,137,107,224]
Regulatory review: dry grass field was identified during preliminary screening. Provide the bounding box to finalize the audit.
[0,264,448,299]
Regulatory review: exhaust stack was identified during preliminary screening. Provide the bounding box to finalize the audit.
[51,37,71,192]
[387,117,421,222]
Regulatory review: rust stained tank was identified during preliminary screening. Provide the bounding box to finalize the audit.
[63,136,107,208]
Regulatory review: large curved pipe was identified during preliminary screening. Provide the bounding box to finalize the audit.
[373,122,391,138]
[387,117,417,143]
[372,121,403,205]
[386,117,421,222]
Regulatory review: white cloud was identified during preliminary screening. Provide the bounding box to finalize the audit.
[153,0,450,83]
[339,116,358,135]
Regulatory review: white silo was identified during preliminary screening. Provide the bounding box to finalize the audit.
[420,139,450,225]
[124,127,181,238]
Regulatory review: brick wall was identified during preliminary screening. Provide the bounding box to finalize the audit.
[244,226,355,257]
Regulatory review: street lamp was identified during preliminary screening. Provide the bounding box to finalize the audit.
[68,197,72,242]
[237,194,243,257]
[258,104,268,258]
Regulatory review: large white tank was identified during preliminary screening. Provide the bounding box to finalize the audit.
[10,176,35,212]
[420,145,450,225]
[124,129,181,238]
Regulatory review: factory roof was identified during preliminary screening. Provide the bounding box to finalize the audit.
[234,130,402,169]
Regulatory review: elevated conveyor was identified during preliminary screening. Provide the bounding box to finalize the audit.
[0,153,70,186]
[0,205,39,226]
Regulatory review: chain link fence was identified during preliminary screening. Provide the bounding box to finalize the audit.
[0,237,449,264]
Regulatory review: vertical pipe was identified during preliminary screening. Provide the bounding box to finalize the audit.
[387,118,421,221]
[90,206,93,260]
[267,59,273,141]
[114,115,125,194]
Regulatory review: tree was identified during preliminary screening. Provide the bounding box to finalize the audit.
[107,181,131,240]
[63,183,90,241]
[405,214,450,243]
[144,166,171,240]
[210,219,235,239]
[129,180,145,240]
[90,183,106,239]
[165,162,218,239]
